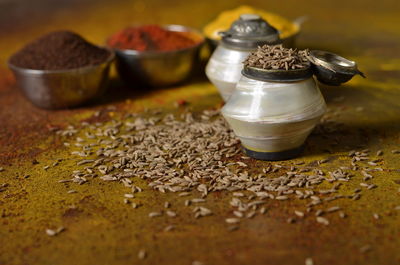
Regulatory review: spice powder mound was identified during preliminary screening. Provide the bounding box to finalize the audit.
[9,31,111,70]
[107,25,197,52]
[244,44,310,70]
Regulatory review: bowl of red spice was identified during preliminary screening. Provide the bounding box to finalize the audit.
[8,31,114,109]
[107,24,205,87]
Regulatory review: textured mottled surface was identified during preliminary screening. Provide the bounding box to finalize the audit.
[0,0,399,265]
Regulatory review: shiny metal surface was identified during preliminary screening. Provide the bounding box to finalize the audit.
[308,50,365,86]
[242,65,313,82]
[8,51,115,109]
[113,25,205,88]
[205,15,304,51]
[205,45,252,101]
[222,76,326,155]
[219,14,280,49]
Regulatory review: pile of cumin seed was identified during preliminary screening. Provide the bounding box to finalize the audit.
[53,106,395,233]
[243,44,310,70]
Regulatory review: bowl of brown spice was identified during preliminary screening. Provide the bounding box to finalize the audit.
[8,31,115,109]
[107,24,205,87]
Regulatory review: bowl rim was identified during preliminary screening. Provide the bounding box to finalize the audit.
[7,47,115,75]
[107,24,205,56]
[308,50,357,73]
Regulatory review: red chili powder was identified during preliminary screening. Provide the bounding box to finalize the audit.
[107,25,197,52]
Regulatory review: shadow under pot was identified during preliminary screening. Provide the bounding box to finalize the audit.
[222,65,327,161]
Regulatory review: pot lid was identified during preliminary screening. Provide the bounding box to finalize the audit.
[242,65,313,83]
[307,50,366,86]
[220,14,281,49]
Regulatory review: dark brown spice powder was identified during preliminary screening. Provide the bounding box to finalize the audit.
[9,31,110,70]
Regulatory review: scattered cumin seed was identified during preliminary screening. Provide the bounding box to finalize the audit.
[236,161,248,167]
[275,195,288,201]
[191,198,206,203]
[315,210,324,217]
[164,225,175,232]
[227,225,239,231]
[359,245,372,253]
[58,179,70,183]
[318,159,329,165]
[316,216,329,225]
[287,217,295,223]
[166,210,177,217]
[184,200,191,206]
[138,249,147,260]
[46,226,64,236]
[225,218,240,224]
[246,211,256,219]
[326,206,340,213]
[233,211,243,218]
[294,210,305,218]
[148,212,162,218]
[305,257,314,265]
[45,229,57,236]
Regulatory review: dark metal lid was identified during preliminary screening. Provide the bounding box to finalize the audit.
[307,50,366,86]
[220,14,281,49]
[242,65,313,83]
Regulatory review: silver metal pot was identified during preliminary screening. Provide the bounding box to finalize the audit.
[206,14,281,102]
[221,66,326,160]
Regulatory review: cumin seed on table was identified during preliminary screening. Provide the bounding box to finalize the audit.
[54,107,388,233]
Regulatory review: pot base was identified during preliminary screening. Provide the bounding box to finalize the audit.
[242,144,305,161]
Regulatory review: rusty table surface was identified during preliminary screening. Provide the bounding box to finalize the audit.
[0,0,400,265]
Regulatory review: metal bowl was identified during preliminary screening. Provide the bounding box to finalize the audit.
[8,50,115,109]
[307,50,365,86]
[112,25,205,88]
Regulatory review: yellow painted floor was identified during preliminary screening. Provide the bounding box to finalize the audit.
[0,0,399,264]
